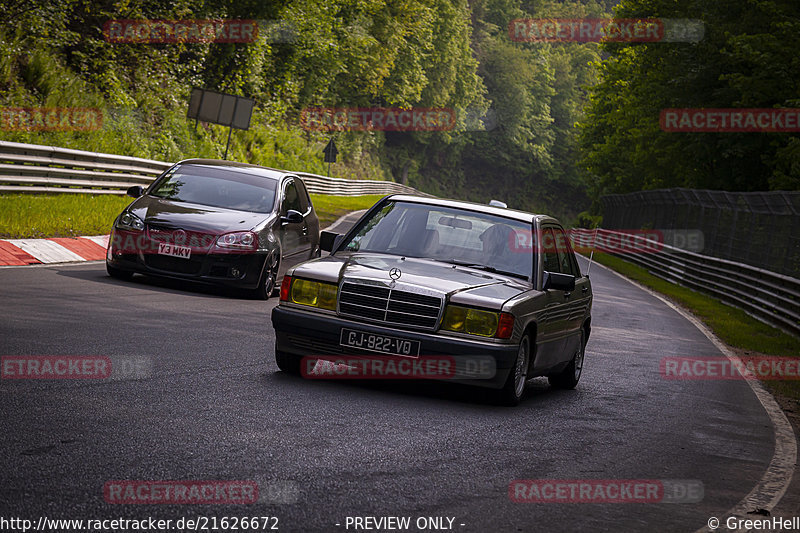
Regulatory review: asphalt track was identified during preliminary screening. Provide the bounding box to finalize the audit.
[0,247,796,532]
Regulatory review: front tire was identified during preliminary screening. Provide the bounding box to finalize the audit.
[548,329,585,390]
[275,349,301,375]
[496,334,531,406]
[252,252,279,300]
[106,263,133,281]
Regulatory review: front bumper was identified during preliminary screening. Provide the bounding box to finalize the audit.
[271,305,519,389]
[106,229,267,289]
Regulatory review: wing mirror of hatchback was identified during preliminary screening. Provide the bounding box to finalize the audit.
[126,185,144,198]
[280,209,304,225]
[320,230,345,253]
[543,271,576,292]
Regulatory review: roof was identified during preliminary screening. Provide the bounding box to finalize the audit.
[175,158,291,180]
[385,194,560,226]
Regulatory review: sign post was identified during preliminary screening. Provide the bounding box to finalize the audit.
[187,88,255,160]
[323,138,338,177]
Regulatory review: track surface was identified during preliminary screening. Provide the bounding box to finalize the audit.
[0,253,781,532]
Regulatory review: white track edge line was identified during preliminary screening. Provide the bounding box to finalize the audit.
[577,255,797,533]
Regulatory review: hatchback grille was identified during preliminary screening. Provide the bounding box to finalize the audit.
[338,282,442,330]
[145,254,203,275]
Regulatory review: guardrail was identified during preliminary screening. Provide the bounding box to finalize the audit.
[571,228,800,338]
[0,140,425,196]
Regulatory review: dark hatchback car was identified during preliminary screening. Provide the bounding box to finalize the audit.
[106,159,320,298]
[271,195,592,405]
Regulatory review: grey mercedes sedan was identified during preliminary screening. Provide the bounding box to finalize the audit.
[106,159,320,299]
[271,195,592,405]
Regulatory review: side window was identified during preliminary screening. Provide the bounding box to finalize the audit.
[541,227,560,273]
[294,177,310,212]
[282,179,302,214]
[552,227,578,277]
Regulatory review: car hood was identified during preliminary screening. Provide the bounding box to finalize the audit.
[291,253,531,308]
[129,195,268,233]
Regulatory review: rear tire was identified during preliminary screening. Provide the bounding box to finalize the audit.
[548,329,585,390]
[106,263,133,281]
[496,334,531,406]
[275,349,301,375]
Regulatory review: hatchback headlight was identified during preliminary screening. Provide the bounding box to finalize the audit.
[116,212,144,231]
[215,231,257,251]
[281,277,337,311]
[440,305,514,338]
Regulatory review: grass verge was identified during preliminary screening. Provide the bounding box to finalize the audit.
[588,252,800,404]
[0,193,385,238]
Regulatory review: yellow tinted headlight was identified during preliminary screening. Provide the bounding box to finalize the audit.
[290,279,338,310]
[441,305,499,337]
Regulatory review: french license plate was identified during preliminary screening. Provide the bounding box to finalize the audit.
[340,328,420,357]
[157,242,191,259]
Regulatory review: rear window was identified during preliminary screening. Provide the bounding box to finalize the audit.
[149,164,278,213]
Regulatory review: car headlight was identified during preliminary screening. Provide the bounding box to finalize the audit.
[215,231,258,251]
[116,212,144,231]
[440,305,514,339]
[280,277,337,311]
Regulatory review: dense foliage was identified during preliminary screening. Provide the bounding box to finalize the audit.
[579,0,800,208]
[2,0,796,223]
[0,0,606,222]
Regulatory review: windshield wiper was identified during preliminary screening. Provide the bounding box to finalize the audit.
[443,259,528,280]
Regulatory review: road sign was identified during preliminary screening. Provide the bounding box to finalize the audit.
[323,138,338,163]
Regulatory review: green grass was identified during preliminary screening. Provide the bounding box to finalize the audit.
[0,193,385,238]
[0,194,133,238]
[311,194,384,228]
[589,252,800,402]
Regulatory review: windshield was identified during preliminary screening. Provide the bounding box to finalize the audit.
[149,164,278,213]
[341,201,533,279]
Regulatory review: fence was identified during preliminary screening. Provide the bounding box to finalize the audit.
[601,188,800,279]
[571,228,800,337]
[0,140,425,197]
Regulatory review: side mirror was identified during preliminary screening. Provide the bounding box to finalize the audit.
[126,185,144,198]
[280,209,304,224]
[320,230,344,252]
[542,271,576,292]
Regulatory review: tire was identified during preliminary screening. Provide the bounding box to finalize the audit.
[106,263,133,281]
[548,329,586,390]
[252,252,279,300]
[496,334,531,406]
[275,349,301,375]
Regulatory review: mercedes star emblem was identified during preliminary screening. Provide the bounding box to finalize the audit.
[389,268,402,281]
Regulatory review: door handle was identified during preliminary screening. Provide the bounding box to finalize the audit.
[582,286,589,293]
[563,291,571,298]
[302,226,308,236]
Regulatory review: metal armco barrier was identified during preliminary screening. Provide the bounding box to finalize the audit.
[571,228,800,338]
[0,140,425,197]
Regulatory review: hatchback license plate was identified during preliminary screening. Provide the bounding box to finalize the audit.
[340,328,420,357]
[157,243,191,259]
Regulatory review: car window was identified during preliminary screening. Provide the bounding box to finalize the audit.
[552,227,579,276]
[541,227,561,273]
[295,178,311,212]
[149,164,278,213]
[282,179,302,214]
[343,201,533,279]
